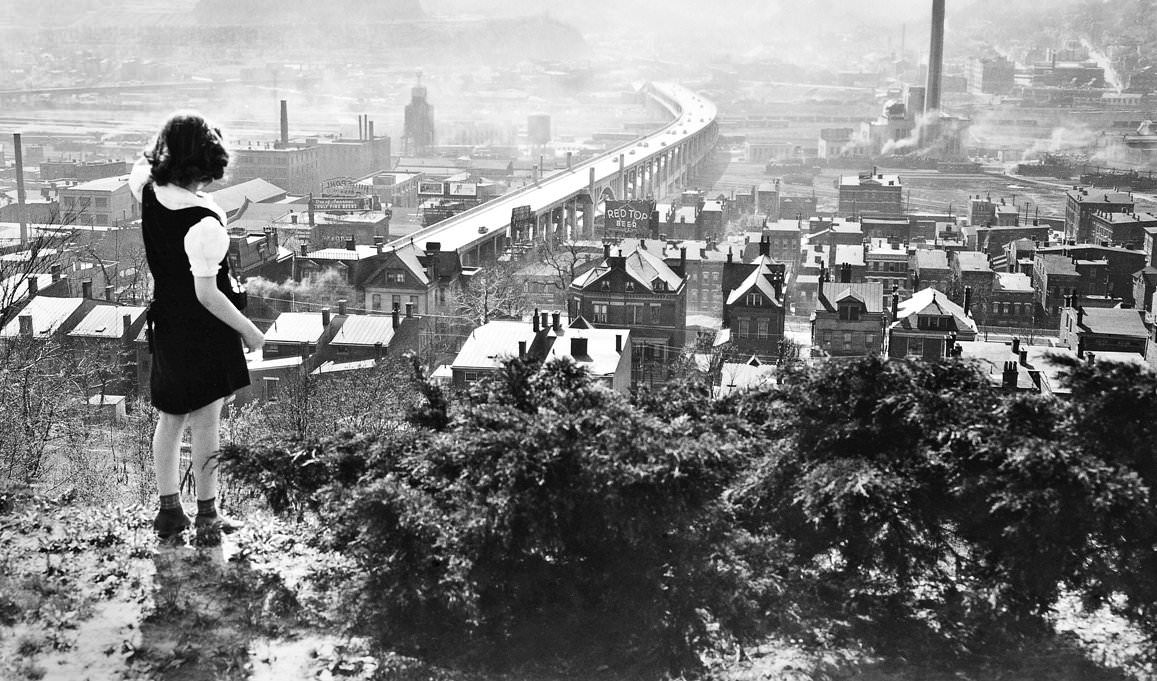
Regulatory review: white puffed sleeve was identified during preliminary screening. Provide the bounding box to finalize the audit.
[128,156,152,203]
[183,217,229,277]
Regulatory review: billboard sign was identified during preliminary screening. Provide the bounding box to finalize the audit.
[418,181,445,196]
[448,182,478,197]
[312,196,374,211]
[603,199,655,237]
[510,205,535,243]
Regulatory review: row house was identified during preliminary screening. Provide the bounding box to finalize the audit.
[968,223,1050,260]
[720,251,787,361]
[236,303,420,405]
[1058,300,1150,358]
[836,171,903,219]
[1089,210,1157,249]
[569,247,687,383]
[811,277,886,357]
[987,272,1037,328]
[1036,243,1146,303]
[447,314,632,394]
[887,288,979,360]
[1065,187,1133,242]
[864,239,910,307]
[616,238,730,318]
[911,249,950,292]
[950,251,994,320]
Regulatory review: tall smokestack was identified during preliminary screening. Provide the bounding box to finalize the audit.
[368,120,374,141]
[280,100,289,146]
[13,133,27,247]
[925,0,945,114]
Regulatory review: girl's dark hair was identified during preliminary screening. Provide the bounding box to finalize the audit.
[144,113,229,188]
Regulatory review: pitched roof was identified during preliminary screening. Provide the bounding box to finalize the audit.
[572,249,683,292]
[210,179,287,215]
[67,304,146,339]
[451,320,537,370]
[0,296,86,338]
[311,359,378,375]
[891,288,979,334]
[543,327,628,377]
[264,312,329,344]
[818,282,884,313]
[329,314,396,347]
[726,263,783,306]
[1076,307,1148,338]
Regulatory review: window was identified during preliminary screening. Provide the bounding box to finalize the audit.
[838,304,861,321]
[409,295,418,311]
[738,319,750,337]
[746,293,762,307]
[756,319,768,339]
[95,197,108,208]
[907,337,924,357]
[822,331,832,347]
[388,271,406,284]
[372,293,382,311]
[392,295,401,310]
[264,377,280,402]
[626,282,635,292]
[843,332,853,350]
[650,304,661,322]
[628,305,641,324]
[602,280,611,290]
[594,304,608,323]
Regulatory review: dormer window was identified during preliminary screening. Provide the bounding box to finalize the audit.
[601,280,611,290]
[745,293,762,307]
[838,303,861,321]
[626,282,635,292]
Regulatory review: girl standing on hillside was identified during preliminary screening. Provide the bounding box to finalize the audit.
[129,112,265,542]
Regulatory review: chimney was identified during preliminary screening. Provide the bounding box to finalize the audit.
[759,237,769,257]
[540,311,549,330]
[891,291,899,319]
[391,308,399,329]
[82,279,93,299]
[300,244,308,257]
[280,100,289,146]
[104,285,114,301]
[518,340,527,359]
[1086,351,1096,365]
[122,314,133,338]
[322,307,331,327]
[925,0,945,114]
[551,311,561,332]
[963,285,973,315]
[50,264,61,282]
[1076,306,1084,327]
[1002,361,1018,389]
[426,241,441,253]
[727,247,733,264]
[18,314,32,337]
[603,243,611,259]
[615,334,622,353]
[818,265,825,299]
[375,237,383,255]
[405,303,414,318]
[1019,348,1028,366]
[570,336,588,358]
[566,151,573,170]
[1011,337,1020,355]
[26,276,37,296]
[533,308,540,332]
[368,120,374,141]
[680,246,687,270]
[338,299,347,315]
[374,341,383,360]
[346,237,356,251]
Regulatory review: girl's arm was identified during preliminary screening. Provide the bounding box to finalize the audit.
[186,216,265,353]
[193,277,265,352]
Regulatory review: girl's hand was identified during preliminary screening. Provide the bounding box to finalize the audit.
[242,327,265,354]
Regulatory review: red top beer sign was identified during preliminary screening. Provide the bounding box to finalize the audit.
[604,199,655,236]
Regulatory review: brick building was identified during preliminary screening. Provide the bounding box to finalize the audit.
[887,288,978,359]
[811,279,886,357]
[836,171,902,218]
[721,252,787,360]
[1065,188,1133,242]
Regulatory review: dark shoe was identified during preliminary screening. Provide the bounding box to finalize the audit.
[154,508,191,540]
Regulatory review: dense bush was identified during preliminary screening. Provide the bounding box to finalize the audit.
[222,354,1157,676]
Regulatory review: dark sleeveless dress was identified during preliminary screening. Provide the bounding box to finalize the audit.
[141,183,250,414]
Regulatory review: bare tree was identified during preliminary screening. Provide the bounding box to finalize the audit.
[447,260,531,326]
[535,240,597,301]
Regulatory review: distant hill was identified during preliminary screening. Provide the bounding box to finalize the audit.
[193,0,425,25]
